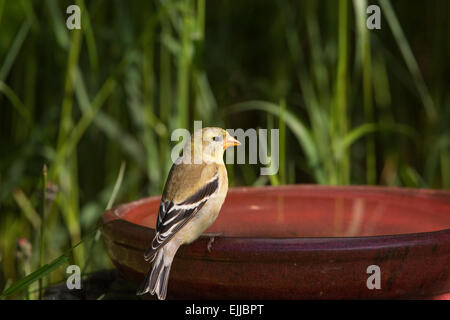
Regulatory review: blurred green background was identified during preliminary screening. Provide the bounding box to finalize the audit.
[0,0,449,298]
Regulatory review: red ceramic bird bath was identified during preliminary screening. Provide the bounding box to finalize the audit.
[101,185,450,299]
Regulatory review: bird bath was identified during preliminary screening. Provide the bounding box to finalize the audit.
[101,185,450,299]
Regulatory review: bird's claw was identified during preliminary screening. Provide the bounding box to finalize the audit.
[204,232,222,253]
[207,237,215,252]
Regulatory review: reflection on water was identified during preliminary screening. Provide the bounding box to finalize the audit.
[335,198,386,237]
[125,188,450,238]
[211,190,450,237]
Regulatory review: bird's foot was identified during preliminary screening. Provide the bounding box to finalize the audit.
[203,232,223,253]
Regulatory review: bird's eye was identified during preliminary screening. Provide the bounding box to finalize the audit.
[212,135,221,142]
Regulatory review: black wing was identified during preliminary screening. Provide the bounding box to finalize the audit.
[144,176,219,261]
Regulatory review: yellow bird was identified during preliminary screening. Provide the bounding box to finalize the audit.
[137,127,240,300]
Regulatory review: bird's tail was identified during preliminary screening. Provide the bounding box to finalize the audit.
[136,248,172,300]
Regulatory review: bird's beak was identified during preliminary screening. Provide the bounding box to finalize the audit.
[223,135,240,150]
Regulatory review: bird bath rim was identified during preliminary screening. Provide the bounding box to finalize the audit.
[101,185,450,299]
[102,184,450,241]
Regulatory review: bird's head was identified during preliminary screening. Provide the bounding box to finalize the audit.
[186,127,240,164]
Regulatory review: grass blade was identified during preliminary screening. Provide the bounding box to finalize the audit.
[0,254,68,298]
[334,0,349,184]
[52,78,116,174]
[379,0,436,121]
[354,0,376,184]
[106,161,126,211]
[0,81,30,123]
[82,161,126,275]
[225,100,325,183]
[336,122,417,158]
[11,188,40,230]
[38,165,47,300]
[0,20,30,82]
[0,228,95,299]
[279,99,286,185]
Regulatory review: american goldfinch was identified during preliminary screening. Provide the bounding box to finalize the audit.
[136,127,240,300]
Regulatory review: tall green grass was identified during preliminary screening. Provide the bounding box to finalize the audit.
[0,0,449,298]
